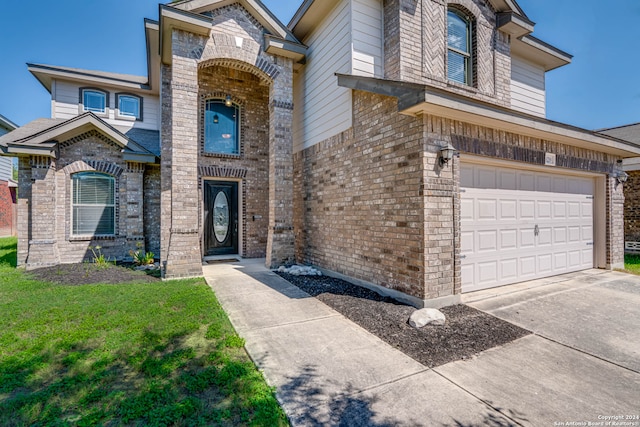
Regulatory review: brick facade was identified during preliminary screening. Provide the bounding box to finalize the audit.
[294,90,625,304]
[624,171,640,244]
[16,132,156,268]
[160,4,295,278]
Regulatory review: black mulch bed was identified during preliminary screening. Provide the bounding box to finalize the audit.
[29,263,161,286]
[277,272,531,368]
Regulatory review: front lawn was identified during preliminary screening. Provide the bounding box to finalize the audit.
[622,253,640,275]
[0,237,287,426]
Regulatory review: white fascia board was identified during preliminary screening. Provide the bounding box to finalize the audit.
[28,65,151,93]
[400,90,640,158]
[264,35,307,62]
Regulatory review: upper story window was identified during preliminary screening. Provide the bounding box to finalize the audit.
[116,93,142,120]
[81,88,108,114]
[204,99,239,155]
[72,172,116,236]
[447,9,473,85]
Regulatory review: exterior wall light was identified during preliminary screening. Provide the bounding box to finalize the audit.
[616,170,629,184]
[225,95,233,107]
[438,143,457,167]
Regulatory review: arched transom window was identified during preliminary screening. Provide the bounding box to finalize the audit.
[447,8,473,85]
[72,172,115,236]
[204,99,240,155]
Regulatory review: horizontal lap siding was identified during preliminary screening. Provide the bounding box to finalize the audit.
[53,79,160,130]
[0,157,12,182]
[510,56,546,117]
[293,0,352,153]
[352,0,384,78]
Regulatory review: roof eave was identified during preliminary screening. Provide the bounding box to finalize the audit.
[511,35,572,72]
[264,35,307,63]
[160,5,213,65]
[28,64,152,93]
[336,73,640,158]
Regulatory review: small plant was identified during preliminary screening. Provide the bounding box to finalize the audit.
[89,245,112,268]
[129,242,155,266]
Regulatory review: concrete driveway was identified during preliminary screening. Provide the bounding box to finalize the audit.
[453,269,640,426]
[206,263,640,426]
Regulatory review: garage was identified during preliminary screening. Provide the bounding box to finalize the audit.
[460,162,596,293]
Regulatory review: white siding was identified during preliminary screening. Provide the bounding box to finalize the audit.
[511,56,546,117]
[0,127,13,181]
[52,79,160,130]
[0,157,12,182]
[293,0,352,153]
[351,0,384,78]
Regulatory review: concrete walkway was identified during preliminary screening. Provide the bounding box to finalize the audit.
[204,261,640,426]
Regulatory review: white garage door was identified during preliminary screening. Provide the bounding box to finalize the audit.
[461,163,594,293]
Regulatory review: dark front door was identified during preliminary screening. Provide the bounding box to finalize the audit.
[204,181,238,256]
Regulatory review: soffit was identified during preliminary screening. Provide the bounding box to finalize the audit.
[337,73,640,158]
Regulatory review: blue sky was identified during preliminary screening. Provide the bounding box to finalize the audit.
[0,0,638,130]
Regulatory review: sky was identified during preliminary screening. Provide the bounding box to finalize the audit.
[0,0,638,131]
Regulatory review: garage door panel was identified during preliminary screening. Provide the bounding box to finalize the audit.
[500,259,518,281]
[477,261,498,284]
[554,253,567,270]
[538,228,552,246]
[461,199,474,220]
[461,164,595,293]
[499,200,517,219]
[554,227,567,244]
[478,231,498,252]
[537,201,552,218]
[478,199,497,220]
[500,230,517,250]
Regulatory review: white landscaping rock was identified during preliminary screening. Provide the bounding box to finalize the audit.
[277,265,322,276]
[409,308,446,328]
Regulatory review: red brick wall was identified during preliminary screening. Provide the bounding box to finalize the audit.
[0,181,16,237]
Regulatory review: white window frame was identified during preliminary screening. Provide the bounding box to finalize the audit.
[116,93,143,121]
[80,88,109,116]
[71,172,116,237]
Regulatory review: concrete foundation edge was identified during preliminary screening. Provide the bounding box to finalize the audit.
[315,266,461,309]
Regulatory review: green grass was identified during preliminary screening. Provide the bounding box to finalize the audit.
[0,237,287,426]
[623,253,640,275]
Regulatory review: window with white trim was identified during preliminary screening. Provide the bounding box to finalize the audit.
[82,89,108,114]
[117,93,142,120]
[204,99,239,155]
[447,9,473,85]
[72,172,115,236]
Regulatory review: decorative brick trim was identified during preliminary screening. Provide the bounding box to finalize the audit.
[62,160,124,177]
[199,58,274,83]
[198,165,247,179]
[452,134,614,174]
[170,82,199,93]
[271,100,294,110]
[59,130,121,151]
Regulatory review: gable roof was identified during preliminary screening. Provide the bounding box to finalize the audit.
[0,113,158,163]
[171,0,299,42]
[159,2,306,65]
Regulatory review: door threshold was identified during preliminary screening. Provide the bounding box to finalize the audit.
[203,255,241,264]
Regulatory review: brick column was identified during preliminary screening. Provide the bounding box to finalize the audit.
[162,52,203,279]
[607,175,625,269]
[124,162,145,252]
[25,156,60,268]
[266,70,295,268]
